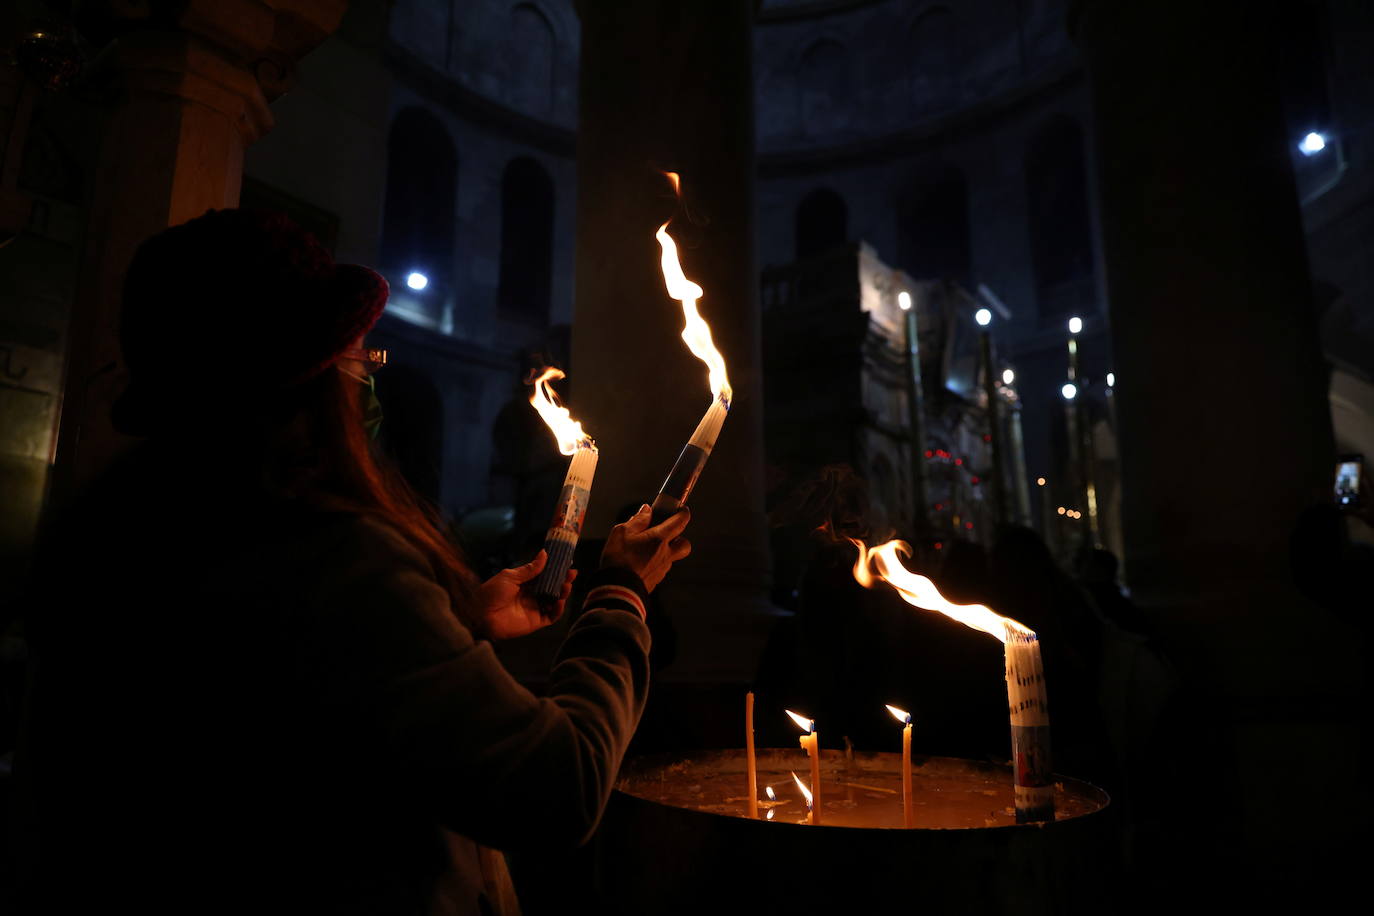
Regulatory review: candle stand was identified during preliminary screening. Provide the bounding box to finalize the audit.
[598,748,1110,915]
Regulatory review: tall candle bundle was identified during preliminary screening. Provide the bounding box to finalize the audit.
[851,539,1054,824]
[1005,629,1054,822]
[527,367,598,613]
[650,173,733,525]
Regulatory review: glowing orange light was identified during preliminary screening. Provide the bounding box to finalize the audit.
[784,709,814,734]
[886,704,911,725]
[657,173,732,405]
[528,367,593,455]
[791,771,814,808]
[1036,477,1046,486]
[850,539,1035,644]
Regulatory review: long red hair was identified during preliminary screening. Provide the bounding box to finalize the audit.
[266,365,478,615]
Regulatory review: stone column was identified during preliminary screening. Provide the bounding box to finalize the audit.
[1076,0,1357,896]
[573,0,772,680]
[50,1,345,501]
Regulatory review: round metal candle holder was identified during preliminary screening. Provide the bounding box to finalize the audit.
[600,748,1111,915]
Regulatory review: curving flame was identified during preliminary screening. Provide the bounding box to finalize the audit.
[886,704,912,725]
[656,172,732,405]
[784,709,815,734]
[791,771,814,807]
[850,539,1034,644]
[528,367,594,455]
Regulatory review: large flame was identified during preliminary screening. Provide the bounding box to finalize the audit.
[656,172,732,405]
[886,704,912,725]
[850,539,1034,644]
[529,367,593,455]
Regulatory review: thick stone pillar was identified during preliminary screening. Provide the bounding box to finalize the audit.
[50,1,345,501]
[573,0,772,680]
[1076,0,1358,899]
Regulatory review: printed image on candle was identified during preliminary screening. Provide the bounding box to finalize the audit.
[550,485,590,534]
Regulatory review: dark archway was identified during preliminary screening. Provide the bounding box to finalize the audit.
[898,167,971,285]
[380,108,457,292]
[497,157,555,323]
[1025,115,1095,322]
[795,188,848,261]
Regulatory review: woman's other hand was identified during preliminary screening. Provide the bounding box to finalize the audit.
[476,551,576,640]
[600,504,692,592]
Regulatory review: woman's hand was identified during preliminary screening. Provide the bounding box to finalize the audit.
[600,504,692,592]
[475,551,577,640]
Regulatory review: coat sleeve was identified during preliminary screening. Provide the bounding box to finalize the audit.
[300,518,651,851]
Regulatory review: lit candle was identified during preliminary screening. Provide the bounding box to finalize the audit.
[1006,630,1054,823]
[527,367,598,614]
[886,704,914,828]
[851,539,1055,823]
[790,771,815,825]
[785,710,821,825]
[650,173,732,525]
[745,692,758,819]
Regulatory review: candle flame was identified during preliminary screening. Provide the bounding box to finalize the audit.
[850,539,1034,644]
[528,367,594,455]
[657,172,732,405]
[765,786,776,800]
[784,709,814,734]
[886,704,912,725]
[767,808,775,820]
[791,771,813,807]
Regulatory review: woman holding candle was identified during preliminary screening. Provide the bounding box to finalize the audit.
[16,210,693,916]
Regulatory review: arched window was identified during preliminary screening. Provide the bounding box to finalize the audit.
[910,7,961,113]
[1025,116,1095,321]
[898,167,971,285]
[509,4,555,116]
[795,188,848,260]
[498,157,555,323]
[380,108,457,294]
[799,39,851,136]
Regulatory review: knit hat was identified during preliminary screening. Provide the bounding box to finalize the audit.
[112,209,389,436]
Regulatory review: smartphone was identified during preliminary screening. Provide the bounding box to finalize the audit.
[1335,454,1362,510]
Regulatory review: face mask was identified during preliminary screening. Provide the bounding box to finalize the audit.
[339,367,384,440]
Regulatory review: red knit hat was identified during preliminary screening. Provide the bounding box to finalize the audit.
[112,209,389,435]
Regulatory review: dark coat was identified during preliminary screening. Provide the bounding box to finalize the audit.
[15,443,650,915]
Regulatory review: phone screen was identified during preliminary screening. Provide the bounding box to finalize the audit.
[1335,458,1361,508]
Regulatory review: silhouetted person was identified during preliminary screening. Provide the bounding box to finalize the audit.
[1080,548,1151,637]
[14,210,693,916]
[490,354,567,563]
[1291,503,1374,626]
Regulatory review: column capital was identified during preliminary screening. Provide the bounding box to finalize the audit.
[86,1,348,139]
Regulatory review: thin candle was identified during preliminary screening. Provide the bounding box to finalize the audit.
[790,771,814,825]
[650,173,733,524]
[852,539,1054,824]
[785,710,821,825]
[527,367,598,614]
[886,704,914,828]
[745,692,758,819]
